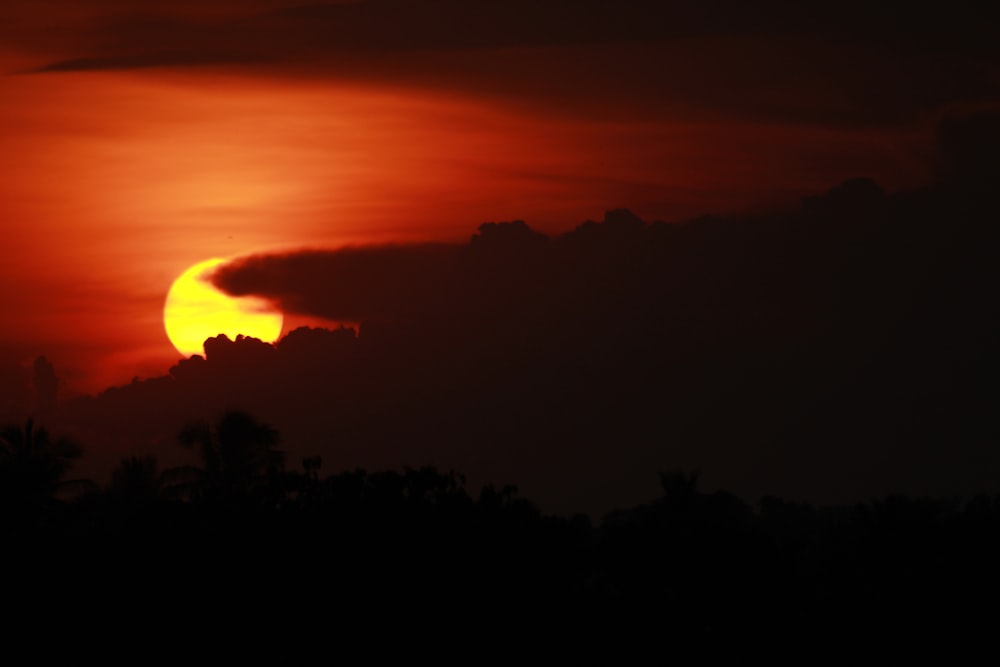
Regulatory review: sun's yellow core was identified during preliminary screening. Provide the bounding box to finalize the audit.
[163,258,283,357]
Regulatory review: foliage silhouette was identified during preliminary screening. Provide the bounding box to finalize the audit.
[0,419,94,513]
[2,406,1000,649]
[107,455,200,503]
[177,410,283,507]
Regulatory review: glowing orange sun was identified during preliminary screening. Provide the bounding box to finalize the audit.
[163,258,283,357]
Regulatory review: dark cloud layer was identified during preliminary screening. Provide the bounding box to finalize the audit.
[19,0,1000,125]
[30,50,270,73]
[25,0,1000,58]
[51,112,1000,516]
[211,243,461,323]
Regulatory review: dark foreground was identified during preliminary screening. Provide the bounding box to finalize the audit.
[4,446,999,649]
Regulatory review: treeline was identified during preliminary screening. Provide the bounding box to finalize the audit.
[3,413,1000,644]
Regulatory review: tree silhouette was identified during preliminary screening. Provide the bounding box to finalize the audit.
[177,410,284,506]
[107,455,199,503]
[0,419,93,509]
[658,470,701,513]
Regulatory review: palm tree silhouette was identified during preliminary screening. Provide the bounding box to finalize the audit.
[178,410,284,505]
[0,418,95,513]
[107,456,200,503]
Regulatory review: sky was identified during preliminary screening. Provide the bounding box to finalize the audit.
[1,1,999,512]
[5,0,988,395]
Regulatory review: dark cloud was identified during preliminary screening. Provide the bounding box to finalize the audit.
[27,50,270,73]
[23,0,1000,57]
[18,0,1000,125]
[933,109,1000,188]
[50,112,1000,515]
[210,243,462,322]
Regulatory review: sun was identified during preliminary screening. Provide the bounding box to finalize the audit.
[164,258,283,357]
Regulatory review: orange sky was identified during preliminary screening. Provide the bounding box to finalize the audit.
[0,0,974,400]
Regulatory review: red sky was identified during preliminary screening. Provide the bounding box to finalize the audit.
[0,0,995,401]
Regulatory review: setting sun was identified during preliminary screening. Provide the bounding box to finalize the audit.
[163,258,283,357]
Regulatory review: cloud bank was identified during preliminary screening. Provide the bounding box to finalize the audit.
[51,112,1000,515]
